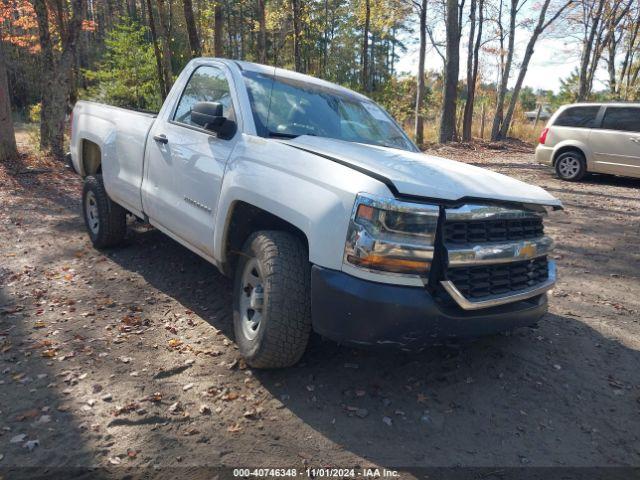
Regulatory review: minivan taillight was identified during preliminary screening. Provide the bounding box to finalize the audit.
[538,127,549,145]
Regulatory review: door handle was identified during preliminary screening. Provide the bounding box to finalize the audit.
[153,134,168,144]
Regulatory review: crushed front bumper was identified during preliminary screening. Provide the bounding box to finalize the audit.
[311,265,548,349]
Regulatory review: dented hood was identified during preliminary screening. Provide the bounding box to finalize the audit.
[286,136,562,208]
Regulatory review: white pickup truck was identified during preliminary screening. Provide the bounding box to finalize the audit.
[70,58,562,368]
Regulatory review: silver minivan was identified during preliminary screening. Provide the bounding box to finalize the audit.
[535,103,640,181]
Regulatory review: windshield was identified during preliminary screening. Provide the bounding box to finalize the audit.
[242,70,417,152]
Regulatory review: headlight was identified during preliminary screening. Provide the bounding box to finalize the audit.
[343,193,439,276]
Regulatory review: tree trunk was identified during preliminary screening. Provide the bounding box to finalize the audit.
[360,0,370,91]
[146,0,167,99]
[439,0,460,143]
[414,0,427,146]
[154,0,173,92]
[33,0,86,159]
[462,0,481,141]
[291,0,302,71]
[184,0,201,57]
[491,0,516,141]
[32,0,55,152]
[257,0,267,63]
[498,0,573,138]
[0,41,17,163]
[577,0,605,101]
[213,1,224,57]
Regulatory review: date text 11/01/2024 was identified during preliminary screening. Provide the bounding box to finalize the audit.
[232,468,400,477]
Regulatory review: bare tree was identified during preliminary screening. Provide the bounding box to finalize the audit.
[573,0,630,100]
[413,0,427,146]
[154,0,173,91]
[213,1,224,57]
[184,0,202,57]
[462,0,484,141]
[497,0,574,139]
[0,39,17,162]
[146,0,167,99]
[33,0,86,158]
[361,0,371,90]
[490,0,518,141]
[291,0,303,71]
[439,0,463,143]
[617,5,640,99]
[603,0,637,97]
[257,0,267,63]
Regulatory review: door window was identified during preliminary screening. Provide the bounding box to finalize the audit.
[173,66,235,127]
[553,106,600,128]
[601,107,640,133]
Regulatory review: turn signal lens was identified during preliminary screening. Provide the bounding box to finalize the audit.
[347,254,430,274]
[356,204,375,221]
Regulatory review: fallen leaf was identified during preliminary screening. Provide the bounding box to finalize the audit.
[222,392,239,401]
[15,409,40,421]
[227,423,242,433]
[10,434,26,444]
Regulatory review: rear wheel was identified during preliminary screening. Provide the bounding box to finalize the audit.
[555,151,586,181]
[82,175,127,248]
[233,231,311,369]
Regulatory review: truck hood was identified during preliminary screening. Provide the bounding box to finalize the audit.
[286,136,562,208]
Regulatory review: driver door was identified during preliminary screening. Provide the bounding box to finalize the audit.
[143,65,238,258]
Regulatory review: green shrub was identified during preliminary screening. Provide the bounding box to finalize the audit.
[81,21,161,112]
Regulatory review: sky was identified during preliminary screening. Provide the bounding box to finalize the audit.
[395,13,609,93]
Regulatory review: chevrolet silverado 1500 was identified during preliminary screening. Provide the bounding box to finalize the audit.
[70,58,562,368]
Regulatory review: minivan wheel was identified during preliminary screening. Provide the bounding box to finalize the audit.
[82,175,127,248]
[233,231,311,369]
[555,151,586,181]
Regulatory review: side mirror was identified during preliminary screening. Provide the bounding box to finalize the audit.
[191,101,225,130]
[190,101,236,139]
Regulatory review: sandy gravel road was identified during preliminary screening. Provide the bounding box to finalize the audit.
[1,143,639,478]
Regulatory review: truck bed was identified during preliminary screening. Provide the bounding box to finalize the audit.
[71,101,157,216]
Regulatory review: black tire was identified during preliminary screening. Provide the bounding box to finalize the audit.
[233,231,311,369]
[554,150,587,181]
[82,175,127,248]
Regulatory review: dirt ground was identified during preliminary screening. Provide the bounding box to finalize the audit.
[1,137,639,478]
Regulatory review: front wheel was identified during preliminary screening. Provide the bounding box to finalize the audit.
[82,175,127,248]
[555,151,586,181]
[233,231,311,369]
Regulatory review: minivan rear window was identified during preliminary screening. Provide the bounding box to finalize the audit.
[601,107,640,133]
[553,106,600,128]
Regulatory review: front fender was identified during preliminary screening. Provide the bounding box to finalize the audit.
[213,135,390,270]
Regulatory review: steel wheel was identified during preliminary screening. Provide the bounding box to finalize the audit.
[239,258,264,340]
[84,190,100,234]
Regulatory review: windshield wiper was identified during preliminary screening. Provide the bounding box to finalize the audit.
[267,131,299,139]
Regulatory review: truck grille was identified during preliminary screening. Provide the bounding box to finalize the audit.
[444,217,544,244]
[446,257,549,299]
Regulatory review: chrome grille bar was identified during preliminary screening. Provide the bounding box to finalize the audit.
[447,236,553,266]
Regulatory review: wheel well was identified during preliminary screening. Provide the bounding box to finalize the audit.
[552,146,585,167]
[81,139,102,176]
[223,201,309,276]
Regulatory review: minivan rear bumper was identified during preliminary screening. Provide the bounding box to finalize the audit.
[535,144,554,165]
[311,266,548,350]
